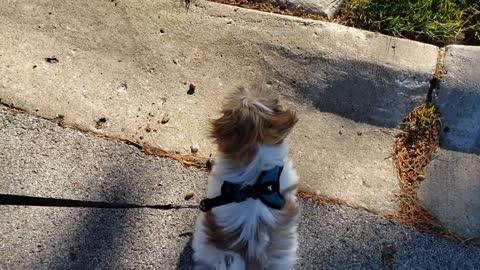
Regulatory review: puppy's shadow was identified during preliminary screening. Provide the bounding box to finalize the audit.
[176,238,195,270]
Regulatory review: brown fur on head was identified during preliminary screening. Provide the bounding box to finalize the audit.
[210,87,298,165]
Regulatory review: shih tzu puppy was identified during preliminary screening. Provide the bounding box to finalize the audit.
[192,86,300,270]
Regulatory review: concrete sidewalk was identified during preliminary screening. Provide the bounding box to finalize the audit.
[0,0,439,216]
[2,106,479,270]
[419,45,480,238]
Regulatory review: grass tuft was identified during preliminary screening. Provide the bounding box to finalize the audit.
[341,0,480,45]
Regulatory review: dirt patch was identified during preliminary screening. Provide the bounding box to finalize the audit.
[297,191,379,215]
[143,146,212,171]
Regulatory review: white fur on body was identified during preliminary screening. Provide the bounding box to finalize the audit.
[192,142,299,270]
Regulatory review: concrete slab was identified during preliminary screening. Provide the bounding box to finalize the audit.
[1,108,479,269]
[419,45,480,239]
[265,0,344,18]
[420,150,480,238]
[434,46,480,153]
[0,0,439,214]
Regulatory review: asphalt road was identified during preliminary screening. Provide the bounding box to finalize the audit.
[1,105,479,270]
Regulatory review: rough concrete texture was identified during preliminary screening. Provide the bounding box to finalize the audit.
[1,107,479,270]
[434,46,480,153]
[420,150,480,239]
[0,0,439,214]
[266,0,344,18]
[419,45,480,239]
[0,107,207,204]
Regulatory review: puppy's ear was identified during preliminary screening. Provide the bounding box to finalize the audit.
[264,109,298,144]
[210,109,261,164]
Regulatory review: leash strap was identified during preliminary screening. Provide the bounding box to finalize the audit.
[1,167,284,212]
[0,194,199,210]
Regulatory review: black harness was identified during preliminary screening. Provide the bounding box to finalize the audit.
[200,166,285,212]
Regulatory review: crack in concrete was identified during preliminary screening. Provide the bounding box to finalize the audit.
[427,47,445,103]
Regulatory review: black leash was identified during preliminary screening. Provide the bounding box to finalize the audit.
[0,194,199,210]
[0,191,269,212]
[0,167,285,212]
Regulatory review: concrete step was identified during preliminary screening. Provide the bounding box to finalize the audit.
[0,0,439,215]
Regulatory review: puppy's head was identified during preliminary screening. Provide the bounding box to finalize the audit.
[210,87,298,164]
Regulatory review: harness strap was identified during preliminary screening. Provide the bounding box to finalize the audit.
[199,166,284,212]
[199,183,257,212]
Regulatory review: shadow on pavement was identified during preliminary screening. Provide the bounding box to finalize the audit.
[176,238,194,270]
[44,161,143,270]
[262,43,428,129]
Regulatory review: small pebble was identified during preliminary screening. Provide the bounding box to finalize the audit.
[187,83,196,95]
[190,144,199,153]
[357,131,362,136]
[184,192,194,201]
[95,117,107,129]
[116,82,128,93]
[161,113,170,124]
[45,57,59,64]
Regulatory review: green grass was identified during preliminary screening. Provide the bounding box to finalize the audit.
[341,0,480,45]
